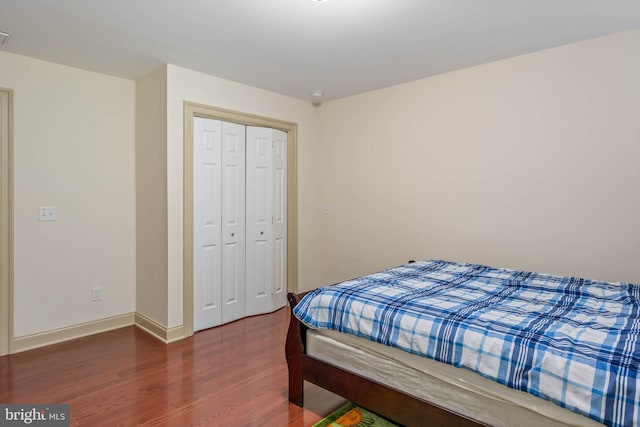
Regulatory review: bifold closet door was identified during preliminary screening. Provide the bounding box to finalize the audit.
[193,117,246,331]
[271,129,288,310]
[246,126,287,315]
[220,121,246,324]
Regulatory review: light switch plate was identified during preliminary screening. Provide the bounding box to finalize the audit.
[39,207,56,221]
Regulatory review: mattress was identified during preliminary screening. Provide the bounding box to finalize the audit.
[296,260,640,426]
[307,328,604,427]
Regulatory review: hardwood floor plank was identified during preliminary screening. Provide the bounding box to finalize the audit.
[0,308,345,426]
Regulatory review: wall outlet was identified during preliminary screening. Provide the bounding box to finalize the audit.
[39,206,57,221]
[92,287,102,302]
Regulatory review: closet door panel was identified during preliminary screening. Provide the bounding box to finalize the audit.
[272,130,287,309]
[254,240,269,296]
[193,117,223,331]
[221,122,246,324]
[201,245,220,311]
[246,126,274,316]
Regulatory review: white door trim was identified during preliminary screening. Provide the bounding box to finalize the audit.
[0,88,13,356]
[183,102,298,338]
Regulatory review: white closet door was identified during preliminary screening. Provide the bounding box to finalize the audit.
[193,117,222,331]
[246,126,274,316]
[272,130,287,310]
[221,122,246,324]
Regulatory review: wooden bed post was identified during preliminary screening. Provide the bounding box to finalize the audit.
[286,292,305,406]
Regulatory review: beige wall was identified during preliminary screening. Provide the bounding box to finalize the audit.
[315,29,640,286]
[135,66,168,325]
[2,27,638,341]
[0,52,136,337]
[166,64,322,327]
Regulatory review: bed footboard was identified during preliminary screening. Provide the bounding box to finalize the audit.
[285,292,485,427]
[285,292,307,406]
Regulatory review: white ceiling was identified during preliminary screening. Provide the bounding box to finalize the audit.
[1,1,639,102]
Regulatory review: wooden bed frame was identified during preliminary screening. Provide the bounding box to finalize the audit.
[286,292,487,427]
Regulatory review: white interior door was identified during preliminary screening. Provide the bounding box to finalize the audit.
[193,117,222,331]
[246,126,274,316]
[272,129,287,309]
[221,122,246,324]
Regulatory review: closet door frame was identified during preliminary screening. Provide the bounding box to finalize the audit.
[183,102,298,337]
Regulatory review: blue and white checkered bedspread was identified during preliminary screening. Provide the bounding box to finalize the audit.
[293,260,640,427]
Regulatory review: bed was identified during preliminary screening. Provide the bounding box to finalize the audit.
[285,260,640,427]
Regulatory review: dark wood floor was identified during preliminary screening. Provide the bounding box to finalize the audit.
[0,308,345,426]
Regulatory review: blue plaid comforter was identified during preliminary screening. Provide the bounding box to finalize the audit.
[293,260,640,427]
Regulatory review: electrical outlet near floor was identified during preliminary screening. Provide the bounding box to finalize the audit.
[92,287,102,302]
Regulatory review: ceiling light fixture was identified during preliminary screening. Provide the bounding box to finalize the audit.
[311,0,329,3]
[0,31,10,45]
[311,90,323,98]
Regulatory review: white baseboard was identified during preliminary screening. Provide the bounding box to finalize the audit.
[134,312,185,343]
[9,312,186,354]
[11,312,136,354]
